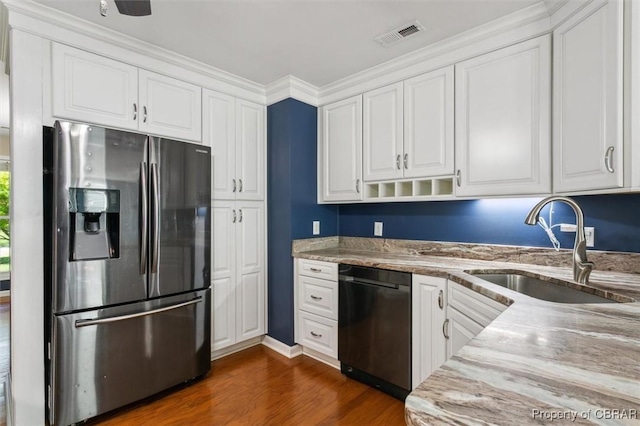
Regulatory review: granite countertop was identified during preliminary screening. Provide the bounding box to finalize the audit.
[293,242,640,425]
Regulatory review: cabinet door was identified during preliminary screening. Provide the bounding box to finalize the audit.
[203,90,236,199]
[236,100,265,200]
[235,201,265,341]
[455,35,551,196]
[52,43,138,130]
[553,0,623,192]
[211,200,237,351]
[404,66,454,178]
[138,69,202,142]
[319,95,363,202]
[363,83,403,181]
[447,306,484,358]
[412,275,447,388]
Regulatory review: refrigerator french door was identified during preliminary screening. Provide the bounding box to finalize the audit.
[44,121,211,426]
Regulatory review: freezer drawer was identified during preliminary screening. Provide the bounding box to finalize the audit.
[49,289,211,426]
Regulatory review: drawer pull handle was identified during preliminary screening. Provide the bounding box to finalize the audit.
[310,267,322,273]
[310,295,323,301]
[443,319,450,339]
[438,289,443,309]
[310,331,322,338]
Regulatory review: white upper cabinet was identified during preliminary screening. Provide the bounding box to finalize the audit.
[404,66,455,178]
[553,0,623,192]
[362,69,454,184]
[363,83,404,181]
[51,43,202,142]
[203,90,265,200]
[455,35,551,196]
[138,69,202,142]
[319,95,363,202]
[52,43,138,131]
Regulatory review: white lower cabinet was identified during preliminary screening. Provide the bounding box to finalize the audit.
[412,275,447,389]
[294,259,338,359]
[445,282,507,358]
[211,200,265,352]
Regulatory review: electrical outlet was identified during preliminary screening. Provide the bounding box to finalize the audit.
[374,222,383,237]
[560,223,595,247]
[585,227,595,247]
[312,221,320,235]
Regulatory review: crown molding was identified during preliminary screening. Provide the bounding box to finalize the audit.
[317,1,552,105]
[265,75,319,106]
[3,0,266,102]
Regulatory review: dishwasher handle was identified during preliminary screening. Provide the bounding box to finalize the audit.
[339,275,407,290]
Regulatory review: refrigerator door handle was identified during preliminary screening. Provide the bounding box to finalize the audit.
[150,162,160,274]
[139,162,148,275]
[74,297,203,328]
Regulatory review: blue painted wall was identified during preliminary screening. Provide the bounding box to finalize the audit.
[267,98,338,346]
[338,193,640,253]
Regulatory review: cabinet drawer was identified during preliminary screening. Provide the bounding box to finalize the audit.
[298,259,338,281]
[299,276,338,320]
[448,282,506,327]
[298,311,338,358]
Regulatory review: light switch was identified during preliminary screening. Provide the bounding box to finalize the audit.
[312,221,320,235]
[374,222,383,237]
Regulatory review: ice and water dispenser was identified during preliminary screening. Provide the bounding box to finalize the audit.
[69,188,120,261]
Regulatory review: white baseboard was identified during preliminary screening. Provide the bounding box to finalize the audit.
[302,347,340,370]
[261,336,303,359]
[210,337,262,361]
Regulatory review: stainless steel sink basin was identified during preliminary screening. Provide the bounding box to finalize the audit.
[469,272,618,304]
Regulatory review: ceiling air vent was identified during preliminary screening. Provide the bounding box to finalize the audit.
[375,20,426,48]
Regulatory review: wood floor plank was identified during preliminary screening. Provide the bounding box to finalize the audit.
[88,345,405,425]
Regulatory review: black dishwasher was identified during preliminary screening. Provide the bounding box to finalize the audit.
[338,264,411,400]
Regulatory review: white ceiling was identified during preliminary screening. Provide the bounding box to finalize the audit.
[33,0,543,87]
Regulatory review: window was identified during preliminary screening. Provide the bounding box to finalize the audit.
[0,156,8,285]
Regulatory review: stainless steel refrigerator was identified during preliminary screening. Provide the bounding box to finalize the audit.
[43,121,211,425]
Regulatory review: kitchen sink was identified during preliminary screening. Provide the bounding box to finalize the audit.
[468,272,619,304]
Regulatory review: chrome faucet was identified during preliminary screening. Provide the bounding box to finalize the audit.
[524,196,594,284]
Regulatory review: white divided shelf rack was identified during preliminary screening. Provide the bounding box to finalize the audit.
[364,177,455,201]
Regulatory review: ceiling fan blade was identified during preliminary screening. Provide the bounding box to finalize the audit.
[114,0,151,16]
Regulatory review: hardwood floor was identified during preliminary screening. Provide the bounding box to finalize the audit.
[89,345,406,425]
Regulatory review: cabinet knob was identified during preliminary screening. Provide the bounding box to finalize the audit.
[438,289,444,309]
[232,179,236,192]
[232,209,236,223]
[143,105,148,123]
[239,179,243,192]
[356,179,360,193]
[456,170,461,187]
[133,103,137,120]
[310,331,322,338]
[404,153,408,169]
[309,267,322,273]
[442,319,450,339]
[310,295,323,301]
[396,154,401,170]
[239,209,243,223]
[604,146,615,173]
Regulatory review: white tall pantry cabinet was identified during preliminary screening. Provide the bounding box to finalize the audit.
[203,89,266,354]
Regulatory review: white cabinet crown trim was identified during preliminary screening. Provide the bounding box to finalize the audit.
[4,0,266,103]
